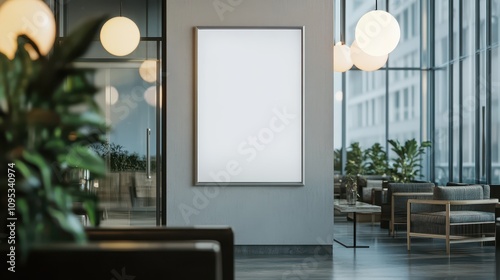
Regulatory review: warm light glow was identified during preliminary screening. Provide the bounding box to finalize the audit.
[106,86,119,105]
[0,0,56,59]
[144,86,161,107]
[335,91,343,101]
[333,42,353,72]
[350,40,388,71]
[139,60,157,83]
[100,16,140,56]
[355,10,400,56]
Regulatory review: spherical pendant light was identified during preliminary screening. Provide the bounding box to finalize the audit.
[100,16,140,56]
[333,42,353,72]
[139,60,157,83]
[144,86,161,108]
[335,91,343,101]
[106,86,119,105]
[0,0,56,59]
[350,40,388,71]
[355,10,400,56]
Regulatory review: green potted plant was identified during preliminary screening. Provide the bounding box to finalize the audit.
[343,173,358,205]
[364,142,388,175]
[387,138,431,182]
[333,147,342,174]
[345,142,366,175]
[0,16,107,259]
[90,140,147,172]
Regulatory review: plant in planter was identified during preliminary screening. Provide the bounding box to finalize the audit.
[387,138,432,182]
[0,16,107,259]
[344,142,366,175]
[364,142,388,175]
[333,147,342,174]
[343,173,358,205]
[90,140,147,172]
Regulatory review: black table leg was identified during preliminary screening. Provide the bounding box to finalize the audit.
[334,212,370,248]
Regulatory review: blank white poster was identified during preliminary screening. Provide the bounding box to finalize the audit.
[196,27,304,185]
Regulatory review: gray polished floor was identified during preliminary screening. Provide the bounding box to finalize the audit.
[235,214,498,279]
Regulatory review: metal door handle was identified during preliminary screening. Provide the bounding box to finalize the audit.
[146,128,151,179]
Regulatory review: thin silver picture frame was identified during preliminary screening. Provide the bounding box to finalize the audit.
[195,26,305,186]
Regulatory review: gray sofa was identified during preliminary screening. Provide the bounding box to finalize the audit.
[407,185,497,254]
[381,182,435,236]
[357,175,390,204]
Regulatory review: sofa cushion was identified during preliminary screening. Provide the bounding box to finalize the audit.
[367,180,383,189]
[360,180,383,203]
[411,211,495,224]
[446,182,470,186]
[443,184,490,199]
[388,183,435,200]
[434,185,485,200]
[433,185,494,212]
[481,185,491,198]
[386,182,435,224]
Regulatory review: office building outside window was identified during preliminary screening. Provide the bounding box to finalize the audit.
[334,0,500,185]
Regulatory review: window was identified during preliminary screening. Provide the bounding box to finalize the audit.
[334,0,499,185]
[403,88,409,120]
[393,90,400,122]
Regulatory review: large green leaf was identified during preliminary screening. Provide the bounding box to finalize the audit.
[61,111,106,128]
[47,207,86,243]
[12,36,37,104]
[2,16,109,260]
[388,138,432,182]
[83,197,99,226]
[31,16,106,103]
[0,52,10,112]
[22,151,53,193]
[64,145,106,177]
[44,138,67,151]
[53,16,106,65]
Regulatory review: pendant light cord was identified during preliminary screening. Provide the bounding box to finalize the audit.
[146,0,149,59]
[120,0,123,16]
[375,0,378,10]
[340,0,346,44]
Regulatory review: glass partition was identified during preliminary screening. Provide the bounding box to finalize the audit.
[57,0,163,226]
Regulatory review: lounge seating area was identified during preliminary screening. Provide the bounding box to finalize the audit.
[407,185,497,254]
[336,182,499,252]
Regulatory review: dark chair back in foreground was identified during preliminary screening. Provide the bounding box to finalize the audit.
[5,241,222,280]
[85,226,234,280]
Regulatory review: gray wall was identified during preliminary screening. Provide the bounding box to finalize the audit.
[167,0,334,245]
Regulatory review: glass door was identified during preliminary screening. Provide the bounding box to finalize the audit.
[79,61,161,227]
